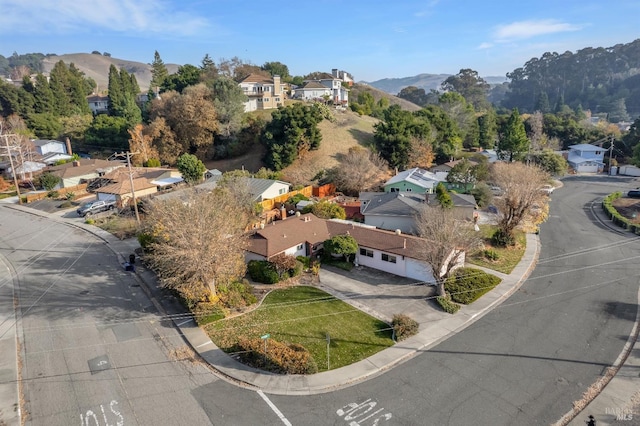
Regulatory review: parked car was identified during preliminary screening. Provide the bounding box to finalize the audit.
[540,185,555,195]
[627,189,640,198]
[77,200,117,217]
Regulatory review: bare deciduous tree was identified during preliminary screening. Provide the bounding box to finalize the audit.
[415,206,483,296]
[407,136,435,169]
[490,162,550,244]
[143,187,251,303]
[328,146,389,195]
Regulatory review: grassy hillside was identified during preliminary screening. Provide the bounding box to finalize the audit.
[206,108,379,184]
[42,53,180,93]
[350,83,422,112]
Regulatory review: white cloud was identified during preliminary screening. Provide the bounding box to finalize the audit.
[0,0,210,36]
[493,19,582,41]
[477,42,493,49]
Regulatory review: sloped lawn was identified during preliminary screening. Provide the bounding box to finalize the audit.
[204,286,394,371]
[467,225,526,274]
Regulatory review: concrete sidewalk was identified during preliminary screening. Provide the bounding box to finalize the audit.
[9,201,640,421]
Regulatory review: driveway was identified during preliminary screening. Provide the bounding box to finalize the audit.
[318,265,437,324]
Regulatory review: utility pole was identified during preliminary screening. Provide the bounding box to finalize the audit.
[111,151,141,224]
[1,132,23,205]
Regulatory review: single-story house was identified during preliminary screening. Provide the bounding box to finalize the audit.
[46,159,125,188]
[31,139,68,156]
[96,178,159,207]
[245,213,464,283]
[5,161,47,180]
[359,191,477,234]
[567,144,605,173]
[383,167,445,194]
[244,178,291,201]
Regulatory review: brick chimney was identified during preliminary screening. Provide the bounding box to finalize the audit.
[273,75,282,96]
[280,204,286,220]
[65,137,73,155]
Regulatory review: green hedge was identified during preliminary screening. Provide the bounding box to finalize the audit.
[248,260,280,284]
[445,267,502,305]
[602,191,639,232]
[436,295,460,314]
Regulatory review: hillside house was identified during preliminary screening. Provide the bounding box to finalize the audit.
[238,74,286,112]
[87,95,109,115]
[292,71,349,106]
[47,159,125,188]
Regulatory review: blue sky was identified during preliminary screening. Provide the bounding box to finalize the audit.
[1,0,639,82]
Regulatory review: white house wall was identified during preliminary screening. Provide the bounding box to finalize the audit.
[356,247,433,283]
[261,183,290,200]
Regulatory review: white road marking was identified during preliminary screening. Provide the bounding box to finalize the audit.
[257,390,292,426]
[177,319,194,326]
[196,341,212,348]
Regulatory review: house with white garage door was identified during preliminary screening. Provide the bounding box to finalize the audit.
[567,144,605,173]
[245,213,464,283]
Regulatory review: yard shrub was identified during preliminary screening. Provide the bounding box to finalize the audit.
[47,190,59,199]
[247,260,280,284]
[491,229,515,247]
[445,267,502,305]
[58,201,72,208]
[297,255,311,270]
[218,280,258,309]
[436,295,460,314]
[137,232,156,250]
[235,337,318,374]
[287,193,309,205]
[291,260,304,277]
[483,249,500,261]
[392,314,419,341]
[85,218,95,225]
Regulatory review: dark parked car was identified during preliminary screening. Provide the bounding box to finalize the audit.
[627,190,640,198]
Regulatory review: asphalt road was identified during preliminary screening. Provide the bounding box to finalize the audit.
[4,175,640,426]
[262,176,640,426]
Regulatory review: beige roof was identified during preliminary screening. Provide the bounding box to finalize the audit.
[247,213,426,260]
[48,159,123,179]
[97,178,157,195]
[239,73,273,84]
[103,167,176,181]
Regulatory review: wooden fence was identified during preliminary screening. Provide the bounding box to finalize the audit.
[260,185,314,211]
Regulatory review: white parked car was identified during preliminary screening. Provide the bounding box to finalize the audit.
[540,185,555,195]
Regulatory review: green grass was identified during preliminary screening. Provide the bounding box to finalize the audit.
[0,191,17,200]
[204,286,393,371]
[467,225,526,274]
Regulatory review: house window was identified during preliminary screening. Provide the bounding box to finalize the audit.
[279,188,286,194]
[264,98,269,102]
[390,187,398,192]
[275,98,280,102]
[257,98,262,102]
[382,253,397,263]
[406,188,412,192]
[297,244,304,251]
[359,248,373,258]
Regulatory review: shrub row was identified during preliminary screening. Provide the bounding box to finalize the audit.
[247,259,304,284]
[436,295,460,314]
[602,192,640,235]
[392,314,419,341]
[236,337,318,374]
[445,267,502,305]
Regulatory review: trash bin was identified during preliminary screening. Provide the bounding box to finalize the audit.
[129,254,136,264]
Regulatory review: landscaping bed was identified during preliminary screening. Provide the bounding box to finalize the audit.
[467,225,526,274]
[204,285,393,372]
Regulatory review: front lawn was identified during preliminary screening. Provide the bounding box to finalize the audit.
[467,225,526,274]
[204,286,394,372]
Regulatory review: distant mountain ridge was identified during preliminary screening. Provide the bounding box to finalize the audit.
[41,53,180,93]
[362,73,508,96]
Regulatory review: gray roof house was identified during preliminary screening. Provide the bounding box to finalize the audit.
[360,191,477,234]
[383,168,445,194]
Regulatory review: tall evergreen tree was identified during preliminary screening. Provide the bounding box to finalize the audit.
[49,61,72,116]
[67,64,91,115]
[150,51,168,94]
[477,111,497,149]
[107,64,124,116]
[32,73,55,114]
[497,108,530,162]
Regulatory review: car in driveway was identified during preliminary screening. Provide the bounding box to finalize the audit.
[628,189,640,198]
[76,200,117,217]
[540,184,555,195]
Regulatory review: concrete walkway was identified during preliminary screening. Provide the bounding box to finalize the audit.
[6,201,640,423]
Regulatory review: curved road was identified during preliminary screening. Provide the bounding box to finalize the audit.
[4,175,640,425]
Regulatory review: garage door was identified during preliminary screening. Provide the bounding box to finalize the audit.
[578,164,598,173]
[406,259,434,283]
